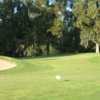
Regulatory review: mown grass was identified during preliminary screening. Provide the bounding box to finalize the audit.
[0,53,100,100]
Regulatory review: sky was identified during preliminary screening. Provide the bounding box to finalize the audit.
[0,0,3,2]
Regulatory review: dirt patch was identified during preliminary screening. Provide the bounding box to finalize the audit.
[0,60,16,71]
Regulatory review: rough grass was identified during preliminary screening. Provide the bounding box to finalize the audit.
[0,53,100,100]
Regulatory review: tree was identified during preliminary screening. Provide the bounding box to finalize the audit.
[74,1,100,53]
[0,0,34,57]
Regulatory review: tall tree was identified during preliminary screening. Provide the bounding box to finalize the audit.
[74,1,100,53]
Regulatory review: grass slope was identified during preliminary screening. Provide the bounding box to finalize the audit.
[0,53,100,100]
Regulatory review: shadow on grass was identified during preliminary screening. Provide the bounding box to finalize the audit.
[19,53,79,60]
[64,80,70,82]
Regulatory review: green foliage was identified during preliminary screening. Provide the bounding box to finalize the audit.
[0,0,100,57]
[74,1,100,52]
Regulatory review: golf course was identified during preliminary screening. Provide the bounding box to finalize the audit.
[0,53,100,100]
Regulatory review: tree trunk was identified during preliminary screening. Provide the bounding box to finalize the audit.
[46,42,50,55]
[96,42,99,53]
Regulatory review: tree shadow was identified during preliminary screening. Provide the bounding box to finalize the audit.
[19,53,80,60]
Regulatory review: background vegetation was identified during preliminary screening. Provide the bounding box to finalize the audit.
[0,0,100,57]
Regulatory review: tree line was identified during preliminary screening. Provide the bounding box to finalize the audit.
[0,0,100,57]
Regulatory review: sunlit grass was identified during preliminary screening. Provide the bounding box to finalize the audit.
[0,53,100,100]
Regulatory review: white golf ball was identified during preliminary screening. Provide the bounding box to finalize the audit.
[55,75,61,80]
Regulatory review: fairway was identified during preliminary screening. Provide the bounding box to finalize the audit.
[0,53,100,100]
